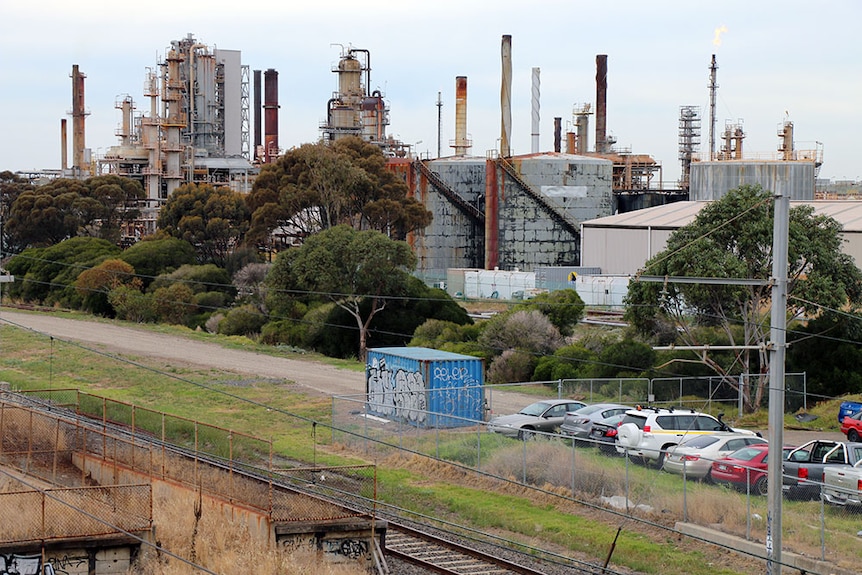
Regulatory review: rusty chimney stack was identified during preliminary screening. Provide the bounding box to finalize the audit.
[263,69,279,163]
[500,35,512,157]
[595,54,607,153]
[254,70,262,162]
[554,117,561,153]
[60,119,68,172]
[71,64,87,174]
[453,76,469,156]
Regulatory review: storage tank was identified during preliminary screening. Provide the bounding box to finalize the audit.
[366,347,485,428]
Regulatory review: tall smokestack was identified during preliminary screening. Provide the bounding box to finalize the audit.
[708,54,718,161]
[61,119,68,172]
[595,55,607,153]
[453,76,469,156]
[500,35,512,157]
[71,64,87,174]
[531,67,540,154]
[554,117,561,153]
[263,69,279,163]
[253,70,262,162]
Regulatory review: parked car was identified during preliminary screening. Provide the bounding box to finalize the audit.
[822,458,862,507]
[663,433,767,481]
[838,400,862,424]
[615,406,756,466]
[559,403,632,440]
[782,440,862,500]
[588,413,627,455]
[711,444,793,495]
[840,411,862,442]
[488,399,587,440]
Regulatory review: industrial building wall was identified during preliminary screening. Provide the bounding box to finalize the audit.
[580,226,674,275]
[414,159,486,282]
[217,49,243,157]
[690,161,816,201]
[515,156,614,223]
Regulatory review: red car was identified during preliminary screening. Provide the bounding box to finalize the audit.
[840,411,862,442]
[711,444,792,496]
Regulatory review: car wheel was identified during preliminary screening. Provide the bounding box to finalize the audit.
[753,475,768,496]
[849,428,860,442]
[518,427,536,441]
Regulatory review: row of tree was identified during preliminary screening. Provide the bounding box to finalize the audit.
[4,162,862,408]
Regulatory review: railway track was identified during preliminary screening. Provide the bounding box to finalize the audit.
[4,390,625,575]
[384,524,549,575]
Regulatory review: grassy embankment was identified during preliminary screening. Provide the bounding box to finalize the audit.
[0,313,856,574]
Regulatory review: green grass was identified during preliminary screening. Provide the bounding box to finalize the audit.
[5,317,856,575]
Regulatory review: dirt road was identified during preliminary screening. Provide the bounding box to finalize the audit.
[0,310,366,397]
[0,310,842,444]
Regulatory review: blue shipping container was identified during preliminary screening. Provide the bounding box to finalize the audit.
[366,347,484,428]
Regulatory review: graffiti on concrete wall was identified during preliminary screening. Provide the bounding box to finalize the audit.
[322,538,368,560]
[367,357,427,424]
[1,552,90,575]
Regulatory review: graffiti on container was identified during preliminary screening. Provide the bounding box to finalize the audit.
[323,538,368,560]
[430,365,483,419]
[367,357,427,424]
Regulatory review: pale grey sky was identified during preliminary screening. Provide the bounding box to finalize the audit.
[2,0,860,184]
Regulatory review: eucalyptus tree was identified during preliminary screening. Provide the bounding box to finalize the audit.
[625,184,862,411]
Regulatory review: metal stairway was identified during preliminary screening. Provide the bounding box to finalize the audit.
[415,159,485,224]
[496,157,579,236]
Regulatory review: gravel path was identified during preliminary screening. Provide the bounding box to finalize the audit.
[0,310,842,446]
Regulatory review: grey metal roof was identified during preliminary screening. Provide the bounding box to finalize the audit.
[582,200,862,233]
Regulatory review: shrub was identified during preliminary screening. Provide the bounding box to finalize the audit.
[478,310,562,358]
[217,304,267,337]
[260,320,307,347]
[487,350,537,384]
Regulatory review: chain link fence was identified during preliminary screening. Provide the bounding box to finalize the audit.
[0,481,152,545]
[331,387,860,573]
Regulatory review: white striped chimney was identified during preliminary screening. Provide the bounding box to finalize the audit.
[531,67,540,154]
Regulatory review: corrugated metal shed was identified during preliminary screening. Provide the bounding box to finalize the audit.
[581,200,862,275]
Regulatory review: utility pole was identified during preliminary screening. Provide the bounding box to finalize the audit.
[639,188,790,574]
[767,186,789,575]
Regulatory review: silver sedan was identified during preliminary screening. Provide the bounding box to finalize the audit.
[488,399,587,440]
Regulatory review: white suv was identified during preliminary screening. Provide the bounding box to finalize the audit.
[615,406,756,466]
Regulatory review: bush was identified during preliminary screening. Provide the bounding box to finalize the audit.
[487,350,537,384]
[217,304,267,337]
[478,310,562,358]
[260,320,307,347]
[108,286,156,323]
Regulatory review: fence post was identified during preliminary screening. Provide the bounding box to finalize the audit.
[738,374,744,418]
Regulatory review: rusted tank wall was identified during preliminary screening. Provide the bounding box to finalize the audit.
[413,158,486,281]
[495,154,613,271]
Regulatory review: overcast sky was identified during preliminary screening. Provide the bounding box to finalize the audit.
[2,0,860,184]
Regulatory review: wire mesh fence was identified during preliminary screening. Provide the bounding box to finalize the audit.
[0,482,152,545]
[330,391,862,573]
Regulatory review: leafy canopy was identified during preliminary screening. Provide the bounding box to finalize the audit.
[624,184,862,410]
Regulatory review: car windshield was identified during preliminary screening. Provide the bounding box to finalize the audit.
[727,446,764,461]
[519,402,550,416]
[680,435,721,448]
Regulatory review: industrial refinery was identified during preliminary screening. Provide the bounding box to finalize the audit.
[42,33,826,280]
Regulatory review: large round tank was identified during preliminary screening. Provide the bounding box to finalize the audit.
[338,55,363,98]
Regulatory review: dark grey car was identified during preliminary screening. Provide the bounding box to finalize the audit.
[560,403,633,440]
